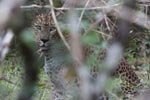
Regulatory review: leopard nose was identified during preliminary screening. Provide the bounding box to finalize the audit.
[41,39,49,43]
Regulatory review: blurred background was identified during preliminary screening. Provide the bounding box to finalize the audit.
[0,0,150,100]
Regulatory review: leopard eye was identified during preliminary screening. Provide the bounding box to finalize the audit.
[49,27,55,32]
[36,25,41,30]
[49,28,53,32]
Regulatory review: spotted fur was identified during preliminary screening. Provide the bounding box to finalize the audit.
[32,12,141,100]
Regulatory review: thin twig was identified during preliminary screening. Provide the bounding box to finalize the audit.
[0,29,14,62]
[92,29,112,40]
[83,17,105,36]
[107,17,118,33]
[21,3,122,10]
[78,0,90,26]
[48,0,71,50]
[103,12,112,34]
[144,5,148,26]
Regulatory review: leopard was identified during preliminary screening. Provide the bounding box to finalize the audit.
[32,11,142,100]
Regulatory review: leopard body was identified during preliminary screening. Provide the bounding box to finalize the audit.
[33,12,141,100]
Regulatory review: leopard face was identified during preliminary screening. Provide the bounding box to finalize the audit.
[33,13,57,51]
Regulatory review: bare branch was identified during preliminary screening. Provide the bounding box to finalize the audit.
[78,0,90,26]
[0,30,14,62]
[21,3,122,10]
[48,0,71,50]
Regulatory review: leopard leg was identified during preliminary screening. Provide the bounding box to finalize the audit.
[120,68,142,99]
[44,58,67,100]
[112,58,142,99]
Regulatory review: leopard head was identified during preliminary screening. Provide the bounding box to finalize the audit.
[33,13,57,51]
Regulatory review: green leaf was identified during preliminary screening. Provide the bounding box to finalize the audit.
[82,31,101,45]
[20,28,36,50]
